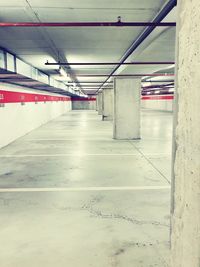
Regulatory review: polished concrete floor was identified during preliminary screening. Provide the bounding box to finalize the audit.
[0,110,172,267]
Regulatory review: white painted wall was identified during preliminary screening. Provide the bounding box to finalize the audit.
[0,83,71,149]
[141,98,173,112]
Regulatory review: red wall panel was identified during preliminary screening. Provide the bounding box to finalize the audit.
[0,90,71,104]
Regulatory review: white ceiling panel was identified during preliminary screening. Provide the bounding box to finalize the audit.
[28,0,167,10]
[34,7,158,22]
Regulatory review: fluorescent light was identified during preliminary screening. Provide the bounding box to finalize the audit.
[147,92,151,95]
[59,68,67,77]
[155,90,160,94]
[168,88,174,92]
[59,68,71,81]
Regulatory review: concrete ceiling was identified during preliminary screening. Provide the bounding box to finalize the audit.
[0,0,176,94]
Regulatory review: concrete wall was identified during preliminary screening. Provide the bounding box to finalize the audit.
[72,98,96,110]
[0,83,71,149]
[141,95,174,112]
[171,1,200,266]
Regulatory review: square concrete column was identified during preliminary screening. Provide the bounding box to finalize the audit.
[171,1,200,267]
[96,95,98,111]
[102,88,113,121]
[113,78,141,139]
[97,92,103,115]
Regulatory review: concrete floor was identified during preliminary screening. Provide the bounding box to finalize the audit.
[0,110,172,267]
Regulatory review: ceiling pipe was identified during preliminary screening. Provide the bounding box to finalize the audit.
[142,79,174,83]
[76,73,174,77]
[142,82,174,89]
[0,22,176,27]
[97,0,177,93]
[45,61,175,66]
[142,86,174,92]
[67,80,174,84]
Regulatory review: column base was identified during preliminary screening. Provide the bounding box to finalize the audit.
[113,136,141,140]
[102,115,113,121]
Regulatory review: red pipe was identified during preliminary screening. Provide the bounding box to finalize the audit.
[0,22,176,27]
[45,61,175,66]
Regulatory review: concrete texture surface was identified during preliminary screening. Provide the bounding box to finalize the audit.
[102,88,113,121]
[98,92,103,115]
[171,1,200,266]
[113,78,141,140]
[0,110,172,267]
[72,100,96,110]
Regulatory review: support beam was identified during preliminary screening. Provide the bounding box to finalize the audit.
[171,1,200,267]
[102,88,113,121]
[113,78,141,139]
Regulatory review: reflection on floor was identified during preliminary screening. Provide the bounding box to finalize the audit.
[0,109,172,267]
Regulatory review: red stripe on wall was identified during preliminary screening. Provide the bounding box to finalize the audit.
[0,91,173,104]
[142,95,174,100]
[0,90,71,104]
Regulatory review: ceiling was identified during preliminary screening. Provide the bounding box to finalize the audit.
[0,0,176,95]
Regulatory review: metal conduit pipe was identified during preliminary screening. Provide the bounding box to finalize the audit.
[142,80,174,83]
[76,74,174,77]
[67,80,174,84]
[142,86,174,92]
[45,61,175,66]
[0,22,176,27]
[97,0,177,93]
[142,82,174,89]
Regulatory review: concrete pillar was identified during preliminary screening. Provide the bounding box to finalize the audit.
[171,1,200,267]
[113,78,141,139]
[98,92,103,115]
[96,95,98,111]
[102,88,113,121]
